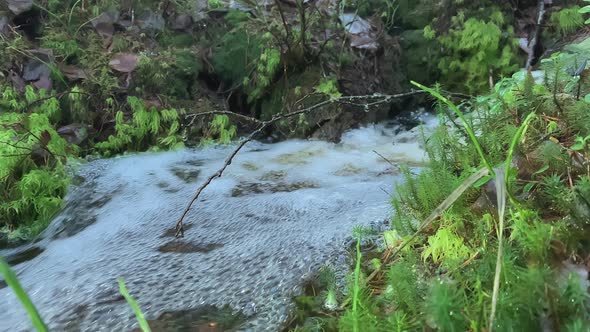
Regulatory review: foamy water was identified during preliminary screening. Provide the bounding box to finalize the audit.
[0,115,436,331]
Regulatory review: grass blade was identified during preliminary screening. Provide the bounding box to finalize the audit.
[118,278,152,332]
[352,238,362,332]
[488,112,535,331]
[411,81,495,175]
[0,257,48,332]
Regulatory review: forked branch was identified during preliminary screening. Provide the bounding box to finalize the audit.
[174,90,427,237]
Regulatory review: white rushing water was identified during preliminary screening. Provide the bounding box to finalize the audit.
[0,114,437,331]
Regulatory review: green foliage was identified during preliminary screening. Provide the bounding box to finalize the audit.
[509,209,554,262]
[551,6,584,35]
[580,0,590,24]
[201,115,237,145]
[435,12,519,93]
[423,224,472,269]
[426,279,467,331]
[0,258,48,332]
[385,254,424,312]
[314,79,342,100]
[134,49,201,100]
[95,96,184,156]
[0,86,72,241]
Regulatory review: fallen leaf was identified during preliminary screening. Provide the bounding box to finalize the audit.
[109,53,139,73]
[60,65,88,81]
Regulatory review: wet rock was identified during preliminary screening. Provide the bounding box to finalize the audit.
[170,166,200,183]
[7,0,33,16]
[158,240,224,254]
[231,181,319,197]
[137,10,165,32]
[3,246,43,266]
[160,224,194,238]
[334,163,362,176]
[259,170,287,181]
[57,124,89,145]
[311,112,357,142]
[91,11,118,40]
[133,306,247,332]
[339,14,379,50]
[190,1,209,22]
[23,50,52,81]
[0,15,9,35]
[171,14,193,31]
[241,162,259,171]
[273,148,324,165]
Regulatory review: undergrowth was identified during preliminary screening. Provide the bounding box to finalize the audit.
[288,43,590,332]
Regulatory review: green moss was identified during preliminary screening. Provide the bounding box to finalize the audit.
[0,94,72,242]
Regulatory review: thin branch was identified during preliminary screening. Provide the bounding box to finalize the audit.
[185,111,264,127]
[372,149,397,168]
[174,90,427,237]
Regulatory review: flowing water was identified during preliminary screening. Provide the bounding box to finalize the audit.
[0,113,437,331]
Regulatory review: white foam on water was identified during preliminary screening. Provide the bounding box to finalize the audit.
[0,115,436,331]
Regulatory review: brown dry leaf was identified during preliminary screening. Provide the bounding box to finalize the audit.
[39,130,52,147]
[109,53,139,73]
[33,76,53,91]
[60,65,89,81]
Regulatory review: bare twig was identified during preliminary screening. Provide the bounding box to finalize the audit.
[174,90,427,237]
[185,110,264,127]
[372,149,397,168]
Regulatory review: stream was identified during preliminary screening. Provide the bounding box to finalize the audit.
[0,113,436,331]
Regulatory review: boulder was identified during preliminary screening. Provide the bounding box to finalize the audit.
[171,14,193,31]
[7,0,33,16]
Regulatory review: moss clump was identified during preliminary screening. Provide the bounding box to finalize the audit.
[0,86,72,243]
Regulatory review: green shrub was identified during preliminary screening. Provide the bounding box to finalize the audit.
[551,6,584,35]
[436,11,519,93]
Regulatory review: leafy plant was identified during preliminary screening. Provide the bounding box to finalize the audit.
[201,115,237,145]
[579,1,590,24]
[552,6,584,35]
[434,12,519,93]
[95,96,184,156]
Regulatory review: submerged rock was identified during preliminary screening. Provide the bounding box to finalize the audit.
[231,181,319,197]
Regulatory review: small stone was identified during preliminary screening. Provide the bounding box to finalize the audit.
[171,14,193,31]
